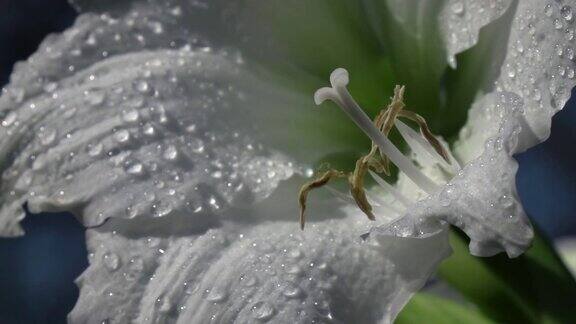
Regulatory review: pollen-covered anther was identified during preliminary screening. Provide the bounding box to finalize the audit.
[299,68,455,229]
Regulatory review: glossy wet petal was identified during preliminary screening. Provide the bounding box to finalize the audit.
[70,202,450,324]
[368,93,532,258]
[439,0,513,67]
[0,47,304,236]
[457,0,576,161]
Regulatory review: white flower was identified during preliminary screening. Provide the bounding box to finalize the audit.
[0,0,573,323]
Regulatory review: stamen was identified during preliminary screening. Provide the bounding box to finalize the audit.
[315,68,438,194]
[298,170,346,230]
[368,170,413,208]
[396,111,450,164]
[298,68,451,230]
[394,120,453,170]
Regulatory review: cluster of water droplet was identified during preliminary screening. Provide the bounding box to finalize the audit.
[72,214,420,323]
[494,1,576,141]
[0,2,295,235]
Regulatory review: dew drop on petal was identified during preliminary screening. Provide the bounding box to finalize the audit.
[544,4,553,17]
[251,301,275,321]
[163,145,178,160]
[451,1,464,16]
[561,5,573,21]
[122,109,140,123]
[204,287,228,303]
[114,130,130,143]
[282,282,302,299]
[1,112,17,127]
[136,80,150,93]
[103,252,120,271]
[38,127,57,146]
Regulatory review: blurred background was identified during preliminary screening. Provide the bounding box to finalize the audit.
[0,0,574,323]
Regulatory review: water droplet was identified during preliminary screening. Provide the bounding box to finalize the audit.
[314,300,333,319]
[282,283,302,299]
[1,112,17,127]
[498,195,514,209]
[158,297,172,313]
[506,64,516,78]
[288,248,303,259]
[122,109,140,123]
[126,162,144,175]
[189,139,204,153]
[561,5,573,21]
[143,123,155,136]
[38,127,57,146]
[451,1,464,15]
[251,301,275,321]
[114,130,130,143]
[285,265,303,275]
[567,67,576,79]
[103,252,120,271]
[87,143,103,157]
[163,145,178,160]
[152,200,173,217]
[544,4,553,17]
[85,91,105,106]
[136,81,150,93]
[533,89,542,101]
[554,18,564,30]
[204,287,228,303]
[149,21,164,34]
[240,274,258,287]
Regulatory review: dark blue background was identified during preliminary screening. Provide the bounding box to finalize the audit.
[0,1,574,323]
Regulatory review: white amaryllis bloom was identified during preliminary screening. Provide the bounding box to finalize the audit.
[0,0,573,323]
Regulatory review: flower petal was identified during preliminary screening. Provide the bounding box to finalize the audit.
[435,95,533,257]
[493,0,576,146]
[2,1,384,236]
[403,92,532,257]
[69,201,450,324]
[1,46,310,236]
[439,0,514,67]
[457,0,576,162]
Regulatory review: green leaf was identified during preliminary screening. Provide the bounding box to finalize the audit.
[438,225,576,323]
[361,0,447,130]
[396,292,496,324]
[231,0,396,163]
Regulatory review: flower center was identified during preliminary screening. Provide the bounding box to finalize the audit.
[298,68,460,229]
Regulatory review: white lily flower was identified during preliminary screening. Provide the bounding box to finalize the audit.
[0,0,573,323]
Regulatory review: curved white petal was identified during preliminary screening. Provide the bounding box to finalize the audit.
[70,202,450,324]
[0,3,454,322]
[0,3,367,236]
[379,92,532,258]
[0,0,568,322]
[365,0,513,70]
[439,0,513,67]
[435,93,532,257]
[0,47,303,236]
[457,0,576,162]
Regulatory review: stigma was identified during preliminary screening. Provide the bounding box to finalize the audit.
[299,68,460,229]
